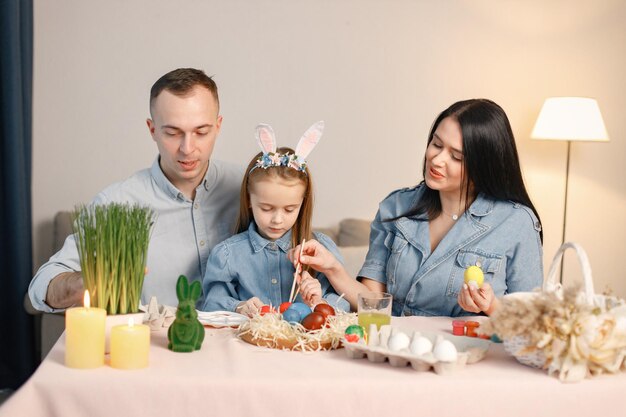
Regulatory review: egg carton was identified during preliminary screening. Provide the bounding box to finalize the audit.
[342,325,490,375]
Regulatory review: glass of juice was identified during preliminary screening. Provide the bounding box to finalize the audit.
[357,292,392,331]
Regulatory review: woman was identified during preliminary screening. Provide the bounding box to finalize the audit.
[293,99,543,316]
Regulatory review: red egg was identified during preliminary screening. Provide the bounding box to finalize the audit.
[301,312,326,331]
[259,305,275,315]
[279,302,292,313]
[313,303,335,319]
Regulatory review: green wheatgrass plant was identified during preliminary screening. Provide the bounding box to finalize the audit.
[73,203,155,315]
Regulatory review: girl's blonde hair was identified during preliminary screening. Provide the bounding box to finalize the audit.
[235,147,314,249]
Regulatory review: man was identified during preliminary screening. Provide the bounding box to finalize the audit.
[29,68,243,311]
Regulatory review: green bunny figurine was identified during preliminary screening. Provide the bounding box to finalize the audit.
[167,275,205,352]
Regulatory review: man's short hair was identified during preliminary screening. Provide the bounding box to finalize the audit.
[149,68,219,114]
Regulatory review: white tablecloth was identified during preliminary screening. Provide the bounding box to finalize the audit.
[1,316,624,417]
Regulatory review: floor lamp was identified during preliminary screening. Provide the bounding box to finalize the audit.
[531,97,609,283]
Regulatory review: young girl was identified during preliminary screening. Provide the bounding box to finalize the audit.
[293,99,543,317]
[201,121,349,317]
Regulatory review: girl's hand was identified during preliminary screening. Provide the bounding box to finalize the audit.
[235,297,264,317]
[297,270,323,307]
[289,239,341,275]
[457,282,499,315]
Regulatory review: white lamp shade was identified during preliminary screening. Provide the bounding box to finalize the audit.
[531,97,609,142]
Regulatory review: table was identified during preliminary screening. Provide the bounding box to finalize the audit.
[1,316,625,417]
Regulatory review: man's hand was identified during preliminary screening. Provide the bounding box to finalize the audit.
[45,272,84,308]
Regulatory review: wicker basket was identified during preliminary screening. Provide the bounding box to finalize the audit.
[502,242,625,373]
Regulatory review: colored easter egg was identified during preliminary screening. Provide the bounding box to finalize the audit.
[464,265,484,288]
[259,305,275,315]
[344,334,360,343]
[344,324,365,340]
[301,312,326,331]
[313,303,335,319]
[290,302,312,318]
[279,302,292,313]
[282,308,301,324]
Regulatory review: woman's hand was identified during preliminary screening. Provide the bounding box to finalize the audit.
[289,239,369,311]
[297,270,323,307]
[457,282,499,315]
[235,297,264,317]
[288,239,341,275]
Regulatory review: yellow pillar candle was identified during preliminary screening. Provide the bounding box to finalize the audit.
[65,291,106,369]
[110,318,150,369]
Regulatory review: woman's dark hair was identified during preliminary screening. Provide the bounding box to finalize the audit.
[403,98,542,241]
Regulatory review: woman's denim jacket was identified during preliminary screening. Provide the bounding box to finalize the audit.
[202,222,349,312]
[358,184,543,317]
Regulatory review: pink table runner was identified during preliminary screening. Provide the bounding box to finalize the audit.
[2,316,624,417]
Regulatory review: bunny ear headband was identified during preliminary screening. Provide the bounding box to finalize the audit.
[250,121,324,174]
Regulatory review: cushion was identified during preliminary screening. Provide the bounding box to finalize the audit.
[337,218,371,247]
[338,246,369,278]
[312,226,338,243]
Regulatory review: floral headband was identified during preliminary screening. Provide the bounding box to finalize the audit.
[250,121,324,174]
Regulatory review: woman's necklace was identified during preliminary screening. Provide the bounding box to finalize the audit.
[441,205,463,221]
[442,209,459,221]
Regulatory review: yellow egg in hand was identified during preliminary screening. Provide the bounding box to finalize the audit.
[464,265,484,288]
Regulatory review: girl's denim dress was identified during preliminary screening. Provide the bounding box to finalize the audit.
[202,222,349,312]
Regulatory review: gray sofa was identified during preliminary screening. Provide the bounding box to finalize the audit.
[24,212,73,360]
[25,212,371,359]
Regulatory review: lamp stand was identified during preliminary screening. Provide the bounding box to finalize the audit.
[560,140,571,284]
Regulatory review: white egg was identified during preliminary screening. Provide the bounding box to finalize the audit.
[409,336,433,356]
[387,332,410,352]
[433,339,458,362]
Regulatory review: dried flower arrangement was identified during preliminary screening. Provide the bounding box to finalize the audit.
[483,285,626,382]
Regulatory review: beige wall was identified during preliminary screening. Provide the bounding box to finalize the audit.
[33,0,626,297]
